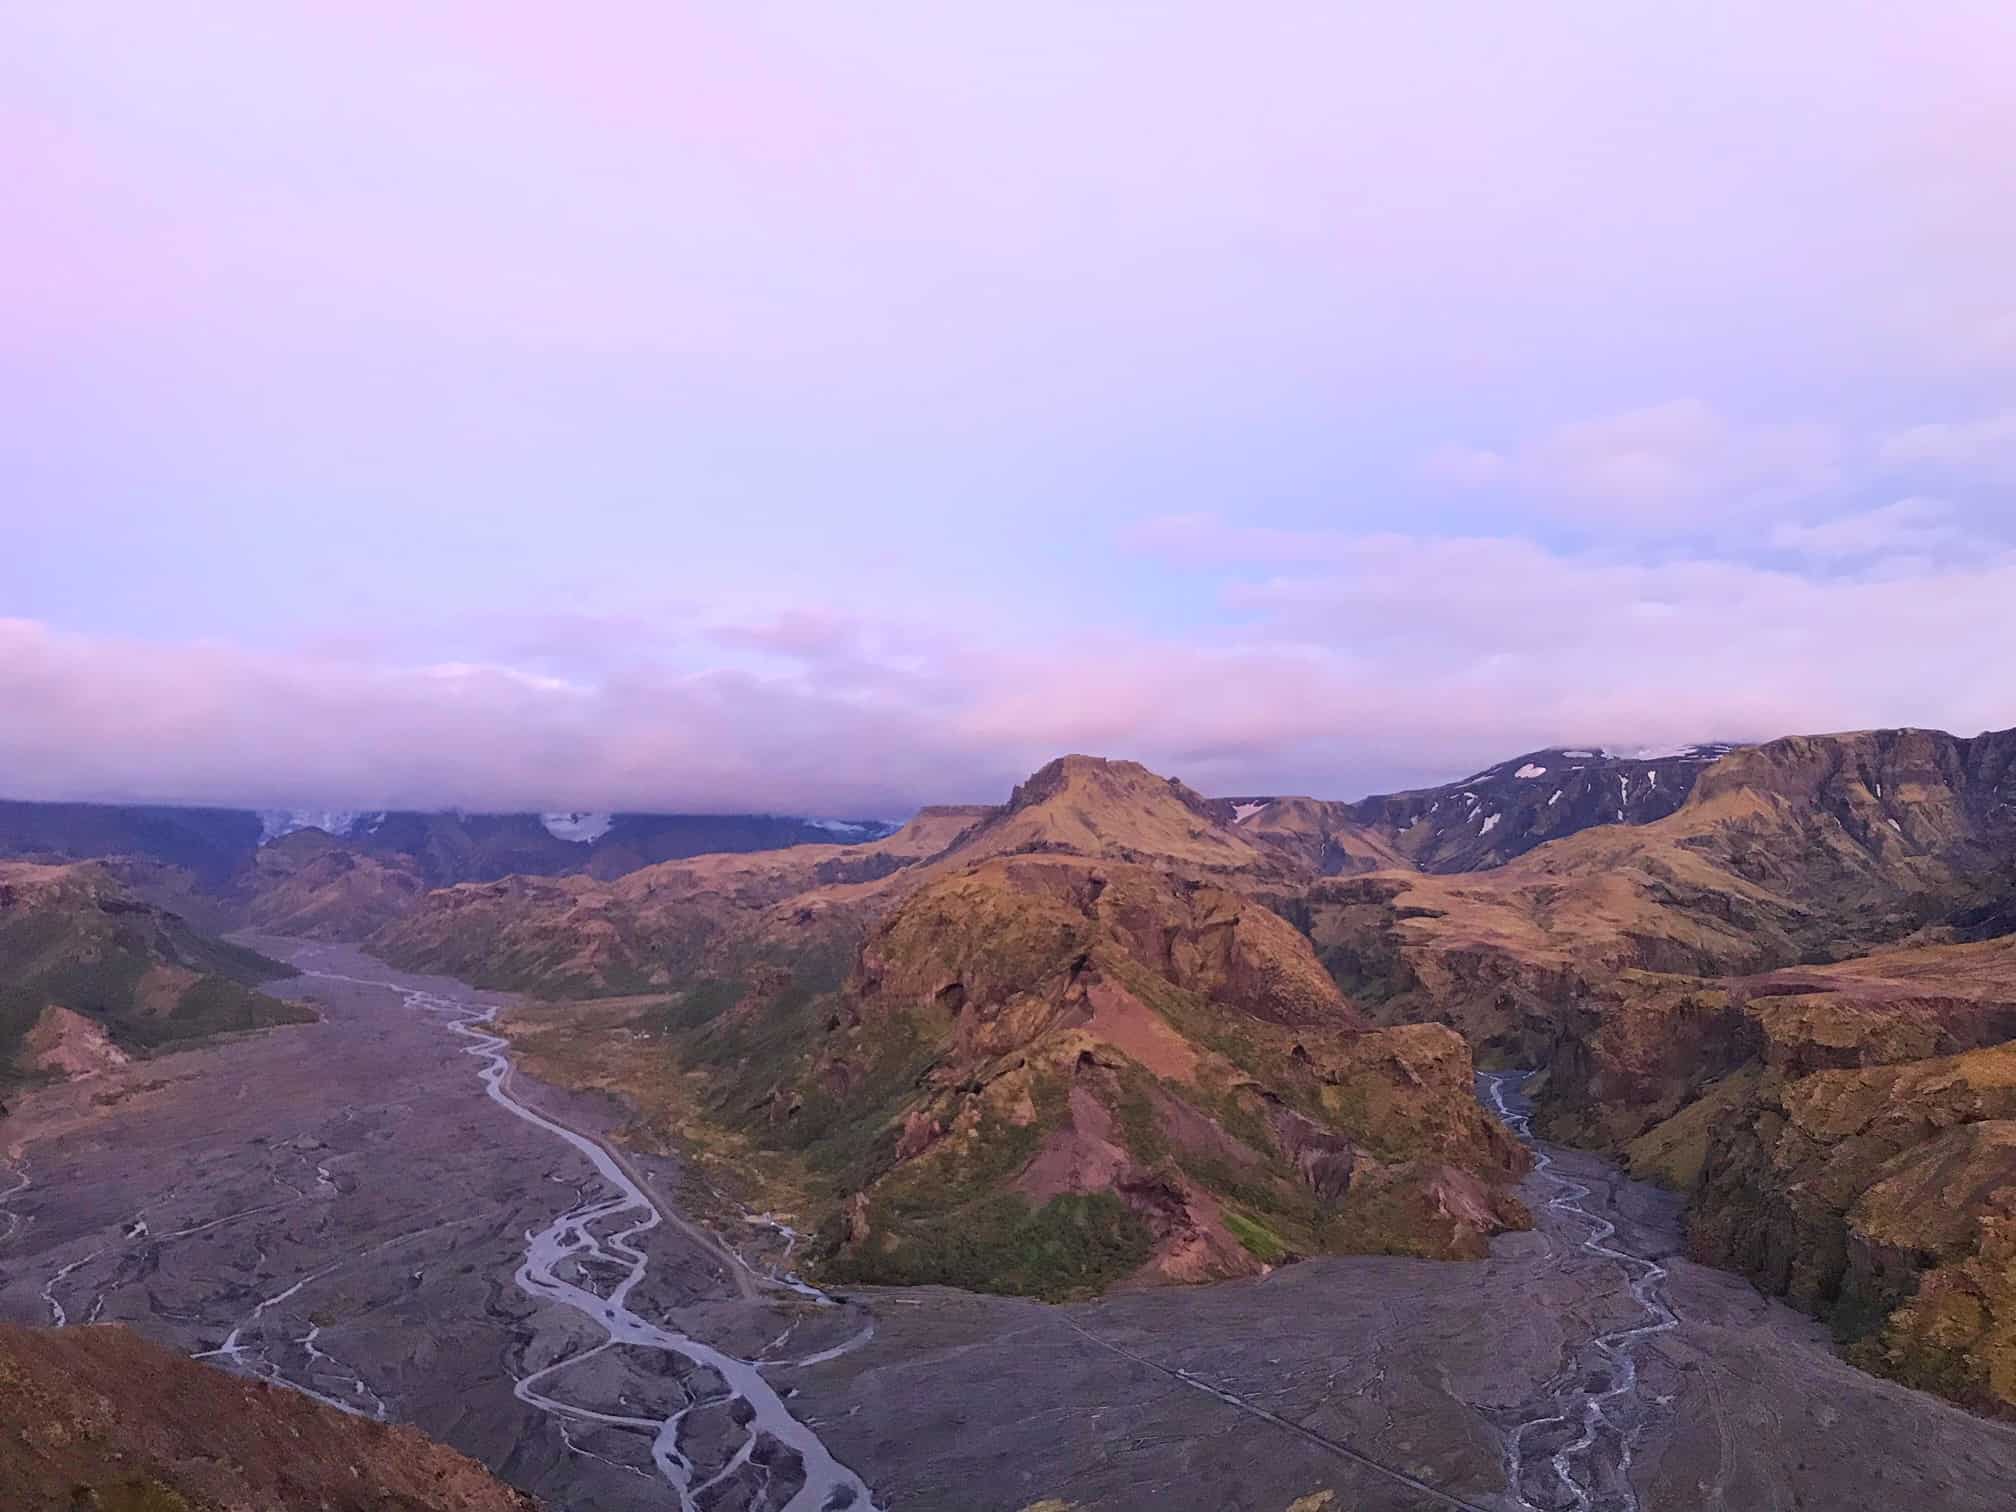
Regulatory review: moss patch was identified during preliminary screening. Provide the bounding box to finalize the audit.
[824,1191,1152,1299]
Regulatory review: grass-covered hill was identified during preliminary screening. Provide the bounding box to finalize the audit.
[0,860,308,1087]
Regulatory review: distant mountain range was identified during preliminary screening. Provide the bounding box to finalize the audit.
[0,801,902,889]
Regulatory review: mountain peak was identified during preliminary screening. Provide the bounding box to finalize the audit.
[943,754,1275,874]
[1008,753,1211,817]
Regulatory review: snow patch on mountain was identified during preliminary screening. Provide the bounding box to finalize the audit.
[1231,800,1270,824]
[542,812,614,844]
[1514,764,1548,779]
[1624,743,1735,762]
[259,810,377,843]
[806,818,902,839]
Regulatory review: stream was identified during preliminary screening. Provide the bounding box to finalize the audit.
[291,959,884,1512]
[1480,1070,1679,1512]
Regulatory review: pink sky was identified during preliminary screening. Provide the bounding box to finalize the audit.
[4,5,2015,812]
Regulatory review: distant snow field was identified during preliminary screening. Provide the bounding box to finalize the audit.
[1231,800,1270,824]
[259,809,377,843]
[541,812,614,844]
[806,818,902,839]
[1514,764,1548,779]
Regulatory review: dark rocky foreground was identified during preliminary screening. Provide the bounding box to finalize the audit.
[4,941,2015,1510]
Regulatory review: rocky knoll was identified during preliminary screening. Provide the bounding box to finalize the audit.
[0,1322,538,1511]
[0,861,308,1089]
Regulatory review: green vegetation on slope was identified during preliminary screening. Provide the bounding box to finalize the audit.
[0,864,307,1080]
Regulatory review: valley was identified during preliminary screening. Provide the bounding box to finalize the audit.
[7,936,2016,1509]
[9,731,2016,1508]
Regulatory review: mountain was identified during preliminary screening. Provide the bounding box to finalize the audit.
[1208,795,1411,877]
[1299,728,2016,1059]
[0,800,910,937]
[941,755,1292,877]
[0,862,309,1088]
[1337,726,2016,1414]
[304,809,906,888]
[368,823,948,995]
[480,755,1531,1297]
[1333,743,1738,873]
[236,829,428,940]
[0,1322,536,1512]
[0,802,264,886]
[804,854,1529,1290]
[365,760,1302,996]
[32,730,2016,1407]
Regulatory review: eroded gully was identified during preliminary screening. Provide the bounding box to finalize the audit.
[1481,1070,1679,1512]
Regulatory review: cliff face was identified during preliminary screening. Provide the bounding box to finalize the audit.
[1685,1038,2016,1415]
[1517,931,2016,1416]
[0,1322,536,1512]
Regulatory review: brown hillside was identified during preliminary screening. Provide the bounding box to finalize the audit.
[0,1322,536,1512]
[238,828,425,939]
[1229,796,1413,876]
[1302,728,2016,1059]
[368,807,964,993]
